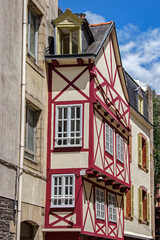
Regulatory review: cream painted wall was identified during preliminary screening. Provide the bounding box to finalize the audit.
[95,37,127,105]
[52,66,90,101]
[124,112,152,237]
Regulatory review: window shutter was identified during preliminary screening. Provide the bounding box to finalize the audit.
[146,141,149,171]
[147,192,150,223]
[138,187,143,221]
[138,134,142,167]
[124,193,126,217]
[131,185,134,218]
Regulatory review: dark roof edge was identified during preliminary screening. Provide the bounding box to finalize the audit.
[94,21,115,57]
[130,103,153,127]
[45,53,96,59]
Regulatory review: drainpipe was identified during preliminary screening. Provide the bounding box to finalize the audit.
[16,0,27,239]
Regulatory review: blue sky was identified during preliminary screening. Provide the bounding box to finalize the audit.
[59,0,160,94]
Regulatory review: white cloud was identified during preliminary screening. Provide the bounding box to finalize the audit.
[84,11,106,25]
[118,24,160,94]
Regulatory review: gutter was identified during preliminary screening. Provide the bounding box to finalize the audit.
[16,0,27,239]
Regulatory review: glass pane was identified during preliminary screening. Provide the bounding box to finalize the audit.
[58,108,62,119]
[76,107,80,118]
[70,187,73,195]
[65,187,68,195]
[30,11,36,55]
[65,199,68,205]
[54,187,57,195]
[64,108,67,119]
[71,108,75,119]
[69,199,72,205]
[76,120,80,131]
[62,33,69,54]
[70,177,73,185]
[58,121,62,132]
[64,121,67,132]
[65,177,68,185]
[71,120,75,131]
[59,177,62,185]
[72,30,79,54]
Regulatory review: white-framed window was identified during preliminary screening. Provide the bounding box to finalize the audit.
[108,193,116,223]
[105,123,113,155]
[117,133,124,163]
[51,174,75,208]
[28,8,39,62]
[55,105,82,147]
[25,105,37,161]
[95,188,105,220]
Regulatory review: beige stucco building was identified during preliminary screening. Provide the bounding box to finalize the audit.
[124,72,154,240]
[0,0,58,239]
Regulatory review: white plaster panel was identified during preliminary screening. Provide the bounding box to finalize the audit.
[83,181,95,233]
[51,151,88,169]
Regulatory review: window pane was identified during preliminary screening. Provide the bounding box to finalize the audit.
[71,108,75,118]
[58,108,62,119]
[30,11,36,55]
[72,30,79,54]
[62,33,69,54]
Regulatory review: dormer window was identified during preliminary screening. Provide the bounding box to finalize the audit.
[52,9,83,55]
[59,27,79,54]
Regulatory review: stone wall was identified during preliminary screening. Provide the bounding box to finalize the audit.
[0,197,16,240]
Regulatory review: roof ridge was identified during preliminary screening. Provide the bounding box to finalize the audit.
[89,21,113,27]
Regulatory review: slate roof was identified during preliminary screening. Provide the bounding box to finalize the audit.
[124,71,149,121]
[86,23,113,55]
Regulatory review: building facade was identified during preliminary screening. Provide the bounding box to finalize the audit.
[0,0,58,239]
[44,9,131,240]
[124,72,154,240]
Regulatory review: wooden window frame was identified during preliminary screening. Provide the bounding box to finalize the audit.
[28,7,39,63]
[108,193,116,223]
[138,95,143,115]
[138,133,149,171]
[116,133,124,163]
[25,105,37,161]
[95,187,105,220]
[105,123,113,156]
[57,26,81,55]
[55,104,82,147]
[51,174,75,208]
[138,187,150,224]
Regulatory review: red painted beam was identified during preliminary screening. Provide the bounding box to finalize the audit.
[77,58,84,65]
[52,60,59,67]
[105,180,115,186]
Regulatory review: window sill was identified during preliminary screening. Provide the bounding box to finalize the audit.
[50,206,75,211]
[96,218,105,222]
[138,165,148,173]
[108,220,117,225]
[139,220,149,225]
[117,159,124,166]
[26,53,45,77]
[54,146,82,152]
[124,216,133,221]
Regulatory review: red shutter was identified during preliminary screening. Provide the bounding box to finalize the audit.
[126,189,131,217]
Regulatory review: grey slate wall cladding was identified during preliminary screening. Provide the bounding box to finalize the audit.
[82,24,93,53]
[0,197,15,240]
[124,71,149,121]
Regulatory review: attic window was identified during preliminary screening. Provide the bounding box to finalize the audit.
[138,95,143,115]
[58,27,79,54]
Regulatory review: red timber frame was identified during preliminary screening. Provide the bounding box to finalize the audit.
[45,36,130,240]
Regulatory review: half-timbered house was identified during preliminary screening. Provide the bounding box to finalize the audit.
[44,9,131,240]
